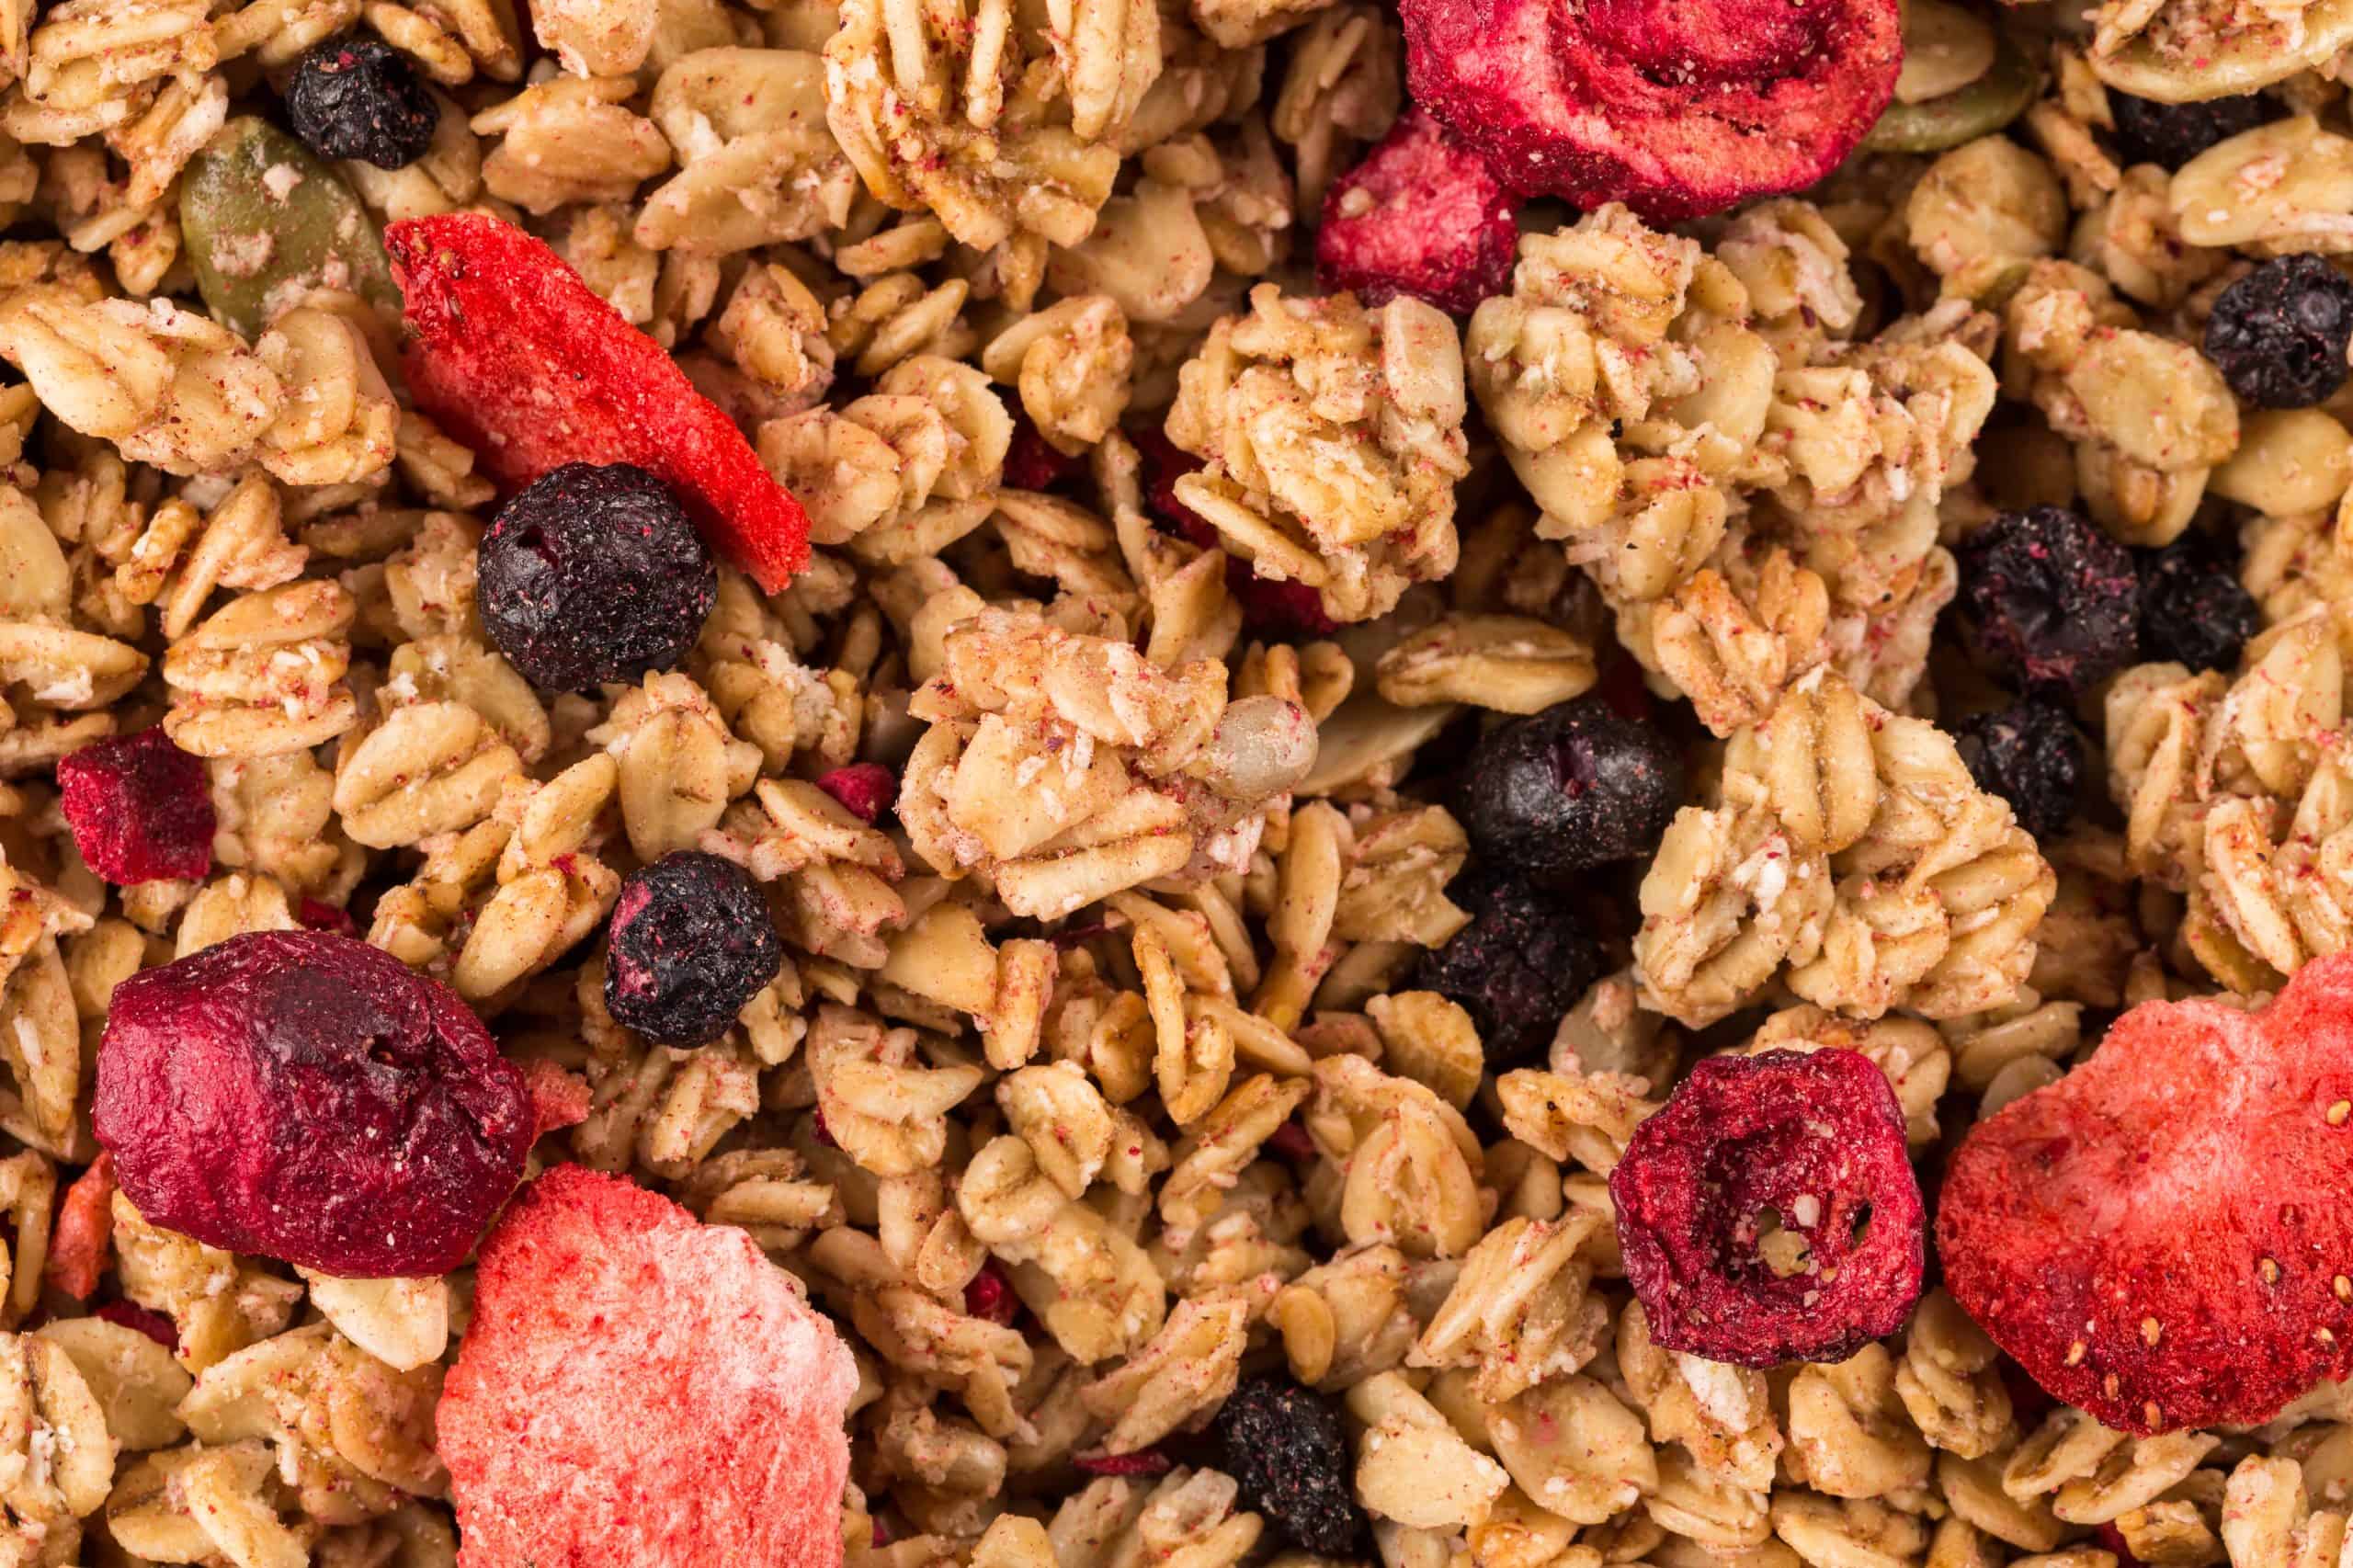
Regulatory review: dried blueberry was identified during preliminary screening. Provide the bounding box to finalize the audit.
[2205,256,2353,410]
[1955,700,2083,840]
[478,462,717,692]
[284,33,440,170]
[1211,1376,1367,1555]
[56,728,214,885]
[1455,696,1683,881]
[1953,506,2139,698]
[1609,1048,1926,1367]
[92,930,533,1278]
[2138,536,2259,674]
[605,851,783,1048]
[1414,867,1606,1068]
[2108,90,2278,171]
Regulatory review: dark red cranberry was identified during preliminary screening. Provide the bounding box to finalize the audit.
[814,763,895,824]
[57,729,214,885]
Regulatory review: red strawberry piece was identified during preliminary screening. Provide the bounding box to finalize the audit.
[56,729,214,885]
[1130,425,1337,636]
[439,1165,858,1568]
[963,1259,1019,1327]
[45,1153,113,1301]
[1317,108,1521,316]
[385,213,810,595]
[815,763,896,824]
[94,1301,177,1351]
[521,1058,593,1140]
[93,930,533,1278]
[1398,0,1901,221]
[1609,1048,1925,1367]
[1074,1449,1175,1477]
[1939,954,2353,1434]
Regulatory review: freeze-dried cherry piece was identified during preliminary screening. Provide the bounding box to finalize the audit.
[1609,1048,1925,1367]
[386,213,809,594]
[815,763,895,824]
[1399,0,1901,220]
[1317,108,1520,315]
[57,728,214,885]
[92,930,533,1278]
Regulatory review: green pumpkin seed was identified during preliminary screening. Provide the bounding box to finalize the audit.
[1862,38,2037,154]
[180,117,400,341]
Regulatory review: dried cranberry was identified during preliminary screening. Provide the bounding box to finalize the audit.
[963,1259,1020,1326]
[1414,868,1605,1068]
[1131,424,1336,635]
[1609,1048,1926,1367]
[478,462,716,691]
[57,729,214,885]
[1455,696,1683,881]
[1074,1449,1175,1477]
[815,763,896,824]
[1004,411,1081,491]
[297,897,358,937]
[1211,1376,1366,1555]
[1952,506,2139,698]
[604,851,783,1048]
[93,930,533,1278]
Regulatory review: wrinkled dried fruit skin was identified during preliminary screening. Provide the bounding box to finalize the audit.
[478,461,716,691]
[93,930,532,1277]
[2109,91,2279,171]
[1954,506,2140,698]
[180,118,401,340]
[1456,696,1683,881]
[1954,699,2082,840]
[2206,255,2353,410]
[1212,1375,1368,1555]
[605,851,784,1049]
[1133,424,1336,634]
[1940,953,2353,1434]
[1415,867,1606,1068]
[1399,0,1900,219]
[386,213,811,594]
[439,1165,858,1568]
[58,728,216,885]
[2137,535,2258,674]
[1316,108,1520,316]
[1610,1048,1925,1367]
[284,33,439,170]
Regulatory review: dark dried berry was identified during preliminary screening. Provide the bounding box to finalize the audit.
[57,728,214,885]
[284,33,439,170]
[1955,700,2082,840]
[1609,1048,1926,1368]
[1455,696,1682,881]
[93,930,533,1277]
[2138,536,2259,673]
[1211,1376,1367,1555]
[605,850,783,1048]
[1953,506,2139,697]
[2206,255,2353,409]
[1414,867,1606,1068]
[479,462,717,691]
[2109,90,2278,171]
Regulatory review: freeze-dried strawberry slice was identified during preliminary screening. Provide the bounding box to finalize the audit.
[1610,1048,1925,1367]
[385,214,809,594]
[46,1153,113,1301]
[1317,108,1520,316]
[1940,955,2353,1434]
[439,1165,857,1568]
[1399,0,1901,221]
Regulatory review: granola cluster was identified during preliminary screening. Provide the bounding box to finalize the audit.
[3,0,2353,1563]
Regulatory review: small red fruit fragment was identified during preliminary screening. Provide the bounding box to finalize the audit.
[296,896,357,937]
[1609,1048,1924,1367]
[1005,411,1081,492]
[1131,426,1337,636]
[439,1165,858,1568]
[522,1059,592,1139]
[92,930,533,1278]
[1316,108,1520,316]
[1940,955,2353,1434]
[1074,1449,1174,1477]
[45,1153,114,1301]
[56,729,214,885]
[815,763,895,824]
[94,1301,176,1350]
[1399,0,1901,221]
[963,1259,1019,1327]
[385,213,810,594]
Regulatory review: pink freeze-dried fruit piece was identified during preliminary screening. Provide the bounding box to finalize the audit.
[1608,1048,1924,1367]
[92,930,533,1278]
[1939,953,2353,1434]
[815,763,895,824]
[46,1153,113,1301]
[1317,108,1520,315]
[439,1165,858,1568]
[56,728,214,885]
[1399,0,1901,221]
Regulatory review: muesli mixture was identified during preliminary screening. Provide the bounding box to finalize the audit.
[6,0,2353,1563]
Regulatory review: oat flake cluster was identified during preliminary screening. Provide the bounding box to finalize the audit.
[7,0,2353,1565]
